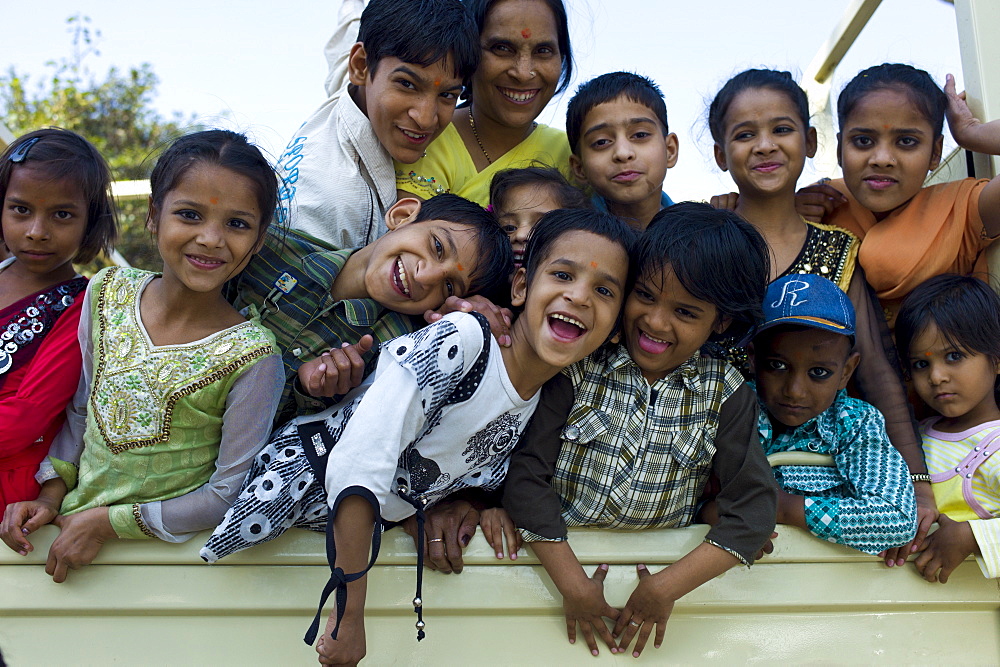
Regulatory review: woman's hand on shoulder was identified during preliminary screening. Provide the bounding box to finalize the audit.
[794,181,848,223]
[1,500,60,555]
[709,192,739,212]
[46,506,116,583]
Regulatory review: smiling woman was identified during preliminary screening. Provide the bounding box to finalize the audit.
[395,0,575,205]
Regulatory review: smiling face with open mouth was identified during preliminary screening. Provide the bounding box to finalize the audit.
[472,0,562,131]
[838,87,942,220]
[624,265,728,385]
[362,218,481,315]
[509,229,628,374]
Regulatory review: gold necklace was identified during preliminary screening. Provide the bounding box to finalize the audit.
[468,110,538,165]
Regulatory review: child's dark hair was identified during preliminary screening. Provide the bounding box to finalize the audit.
[708,69,810,144]
[0,128,117,264]
[636,202,770,342]
[566,72,668,153]
[413,192,511,296]
[149,130,280,240]
[896,274,1000,372]
[523,208,637,286]
[360,0,480,83]
[489,166,589,213]
[837,63,947,138]
[463,0,573,95]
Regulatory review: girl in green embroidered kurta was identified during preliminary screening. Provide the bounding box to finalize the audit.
[0,131,284,582]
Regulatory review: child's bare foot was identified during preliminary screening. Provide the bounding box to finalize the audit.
[316,611,366,665]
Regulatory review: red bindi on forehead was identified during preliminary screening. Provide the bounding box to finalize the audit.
[521,28,531,39]
[457,263,465,272]
[434,79,441,87]
[590,261,598,268]
[209,196,219,205]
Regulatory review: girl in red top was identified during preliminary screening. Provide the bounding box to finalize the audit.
[0,129,116,505]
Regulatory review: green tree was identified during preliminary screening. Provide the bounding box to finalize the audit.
[1,14,199,271]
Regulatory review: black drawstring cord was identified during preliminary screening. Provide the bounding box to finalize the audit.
[302,486,429,646]
[398,489,427,640]
[303,488,382,646]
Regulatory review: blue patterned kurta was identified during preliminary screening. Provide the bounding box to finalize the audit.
[757,388,916,554]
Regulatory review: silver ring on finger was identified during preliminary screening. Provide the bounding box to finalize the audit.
[629,619,641,627]
[429,538,445,543]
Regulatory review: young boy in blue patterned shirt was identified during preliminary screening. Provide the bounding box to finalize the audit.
[750,273,917,555]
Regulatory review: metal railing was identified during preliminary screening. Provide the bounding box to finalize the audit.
[801,0,883,178]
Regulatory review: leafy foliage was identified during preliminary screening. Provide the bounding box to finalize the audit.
[1,15,199,271]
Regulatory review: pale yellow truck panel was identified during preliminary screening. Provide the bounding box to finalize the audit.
[2,524,997,664]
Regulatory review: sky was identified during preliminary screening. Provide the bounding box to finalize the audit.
[3,0,964,200]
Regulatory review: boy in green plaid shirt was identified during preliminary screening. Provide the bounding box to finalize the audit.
[502,203,778,658]
[229,193,511,425]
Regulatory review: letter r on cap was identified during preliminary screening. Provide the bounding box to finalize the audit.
[772,279,809,308]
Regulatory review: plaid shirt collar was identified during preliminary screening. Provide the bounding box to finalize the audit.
[297,246,351,290]
[293,247,391,327]
[605,345,705,394]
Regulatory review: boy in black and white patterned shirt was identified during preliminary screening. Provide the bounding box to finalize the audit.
[201,210,635,664]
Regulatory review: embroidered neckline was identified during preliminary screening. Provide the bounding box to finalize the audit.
[91,268,274,453]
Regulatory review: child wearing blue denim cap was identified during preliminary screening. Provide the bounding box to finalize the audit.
[747,274,917,555]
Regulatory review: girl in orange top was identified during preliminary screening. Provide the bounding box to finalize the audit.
[825,63,1000,328]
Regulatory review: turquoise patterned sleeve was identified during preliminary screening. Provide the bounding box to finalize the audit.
[803,403,917,555]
